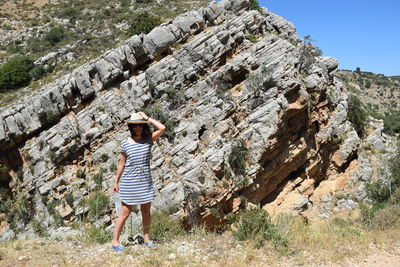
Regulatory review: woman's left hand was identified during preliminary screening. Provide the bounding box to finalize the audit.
[138,112,149,121]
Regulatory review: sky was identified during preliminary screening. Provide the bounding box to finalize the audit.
[248,0,400,76]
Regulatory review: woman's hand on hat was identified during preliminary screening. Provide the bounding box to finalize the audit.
[138,112,149,121]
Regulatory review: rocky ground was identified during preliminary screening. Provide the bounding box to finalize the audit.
[1,231,400,267]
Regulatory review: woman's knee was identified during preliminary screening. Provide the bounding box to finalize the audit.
[119,204,132,220]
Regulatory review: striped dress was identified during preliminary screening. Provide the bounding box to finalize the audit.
[119,138,155,205]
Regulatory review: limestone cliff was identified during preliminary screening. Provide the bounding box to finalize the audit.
[0,0,395,239]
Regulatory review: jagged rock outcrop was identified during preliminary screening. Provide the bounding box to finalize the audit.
[0,0,394,239]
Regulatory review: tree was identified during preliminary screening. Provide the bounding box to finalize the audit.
[45,26,66,46]
[298,35,322,73]
[347,94,367,137]
[127,12,161,36]
[249,0,263,13]
[0,56,34,92]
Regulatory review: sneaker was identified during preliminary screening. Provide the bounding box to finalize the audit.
[111,245,125,252]
[143,240,156,249]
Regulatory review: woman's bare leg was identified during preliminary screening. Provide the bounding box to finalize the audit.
[112,202,132,246]
[140,202,151,242]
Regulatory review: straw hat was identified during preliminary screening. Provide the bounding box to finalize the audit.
[125,112,149,124]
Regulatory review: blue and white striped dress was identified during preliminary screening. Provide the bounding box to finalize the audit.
[119,139,155,205]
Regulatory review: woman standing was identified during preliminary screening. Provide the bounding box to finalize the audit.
[111,111,165,251]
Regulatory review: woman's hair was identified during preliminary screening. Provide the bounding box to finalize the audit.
[128,124,152,142]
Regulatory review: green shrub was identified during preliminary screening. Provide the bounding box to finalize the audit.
[249,0,263,13]
[233,208,288,249]
[45,26,66,45]
[136,0,153,3]
[109,163,117,173]
[245,34,257,43]
[76,169,86,179]
[215,74,233,97]
[165,87,185,109]
[32,219,47,237]
[347,94,367,137]
[0,56,34,91]
[47,199,63,226]
[150,211,184,242]
[366,179,391,205]
[383,110,400,135]
[228,140,248,176]
[16,168,24,182]
[41,110,58,125]
[127,12,161,36]
[65,193,74,207]
[370,205,400,230]
[29,64,47,80]
[83,226,112,244]
[142,106,177,142]
[298,35,322,74]
[93,172,103,190]
[87,192,109,220]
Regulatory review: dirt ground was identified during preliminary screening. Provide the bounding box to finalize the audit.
[0,234,399,267]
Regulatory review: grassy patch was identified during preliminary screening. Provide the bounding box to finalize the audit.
[87,191,109,220]
[150,211,184,242]
[233,208,288,250]
[83,226,112,244]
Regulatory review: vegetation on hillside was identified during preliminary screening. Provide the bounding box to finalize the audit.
[0,0,209,106]
[361,142,400,229]
[337,69,400,137]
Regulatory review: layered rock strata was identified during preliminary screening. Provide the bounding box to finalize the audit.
[0,0,389,238]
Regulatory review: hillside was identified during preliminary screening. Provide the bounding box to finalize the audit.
[336,70,400,113]
[0,0,209,106]
[0,0,399,265]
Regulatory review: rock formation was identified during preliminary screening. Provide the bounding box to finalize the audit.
[0,0,395,239]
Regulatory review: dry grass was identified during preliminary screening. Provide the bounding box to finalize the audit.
[1,216,399,266]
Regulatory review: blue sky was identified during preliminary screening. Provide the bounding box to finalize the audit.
[241,0,400,76]
[261,0,400,76]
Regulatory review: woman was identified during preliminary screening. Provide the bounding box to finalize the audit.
[111,111,166,251]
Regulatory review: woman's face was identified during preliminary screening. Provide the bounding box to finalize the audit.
[132,124,143,136]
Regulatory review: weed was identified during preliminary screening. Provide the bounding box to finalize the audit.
[245,34,257,43]
[47,199,63,226]
[233,207,288,249]
[32,219,48,237]
[92,172,104,190]
[87,191,109,220]
[150,211,184,242]
[83,226,112,244]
